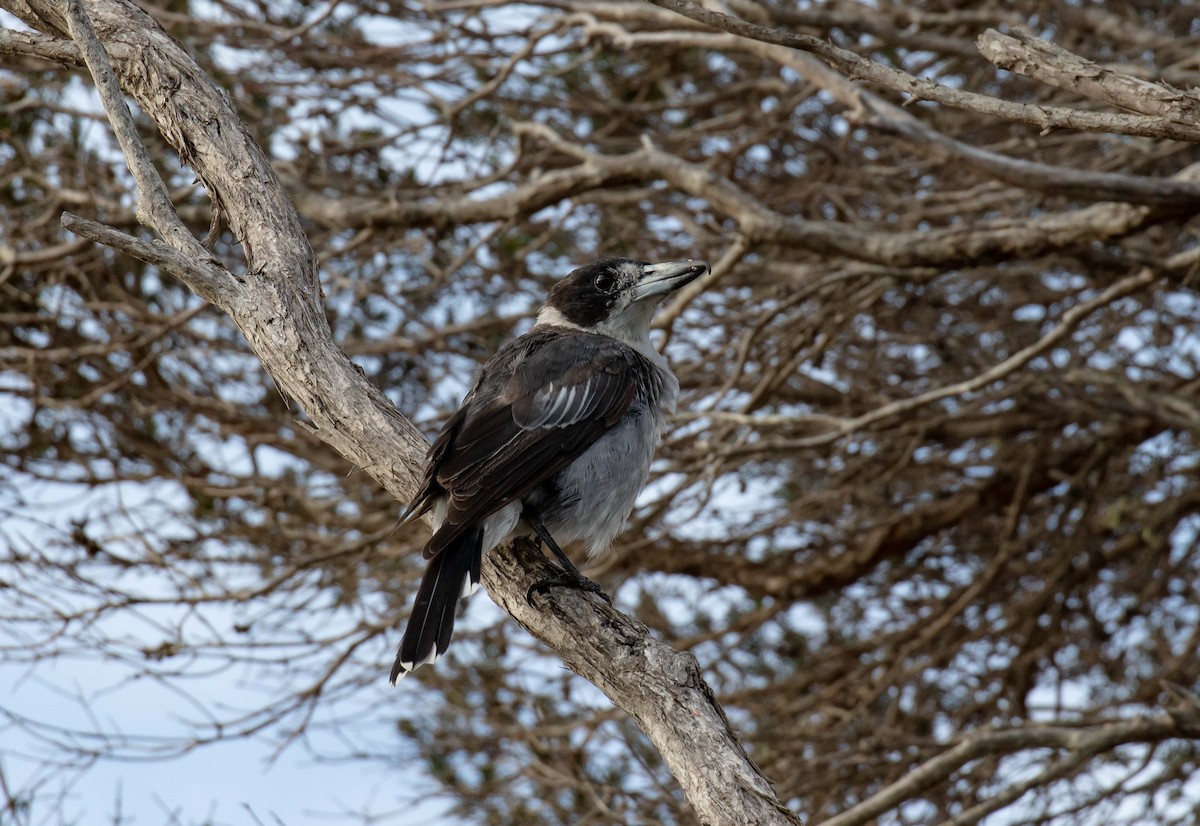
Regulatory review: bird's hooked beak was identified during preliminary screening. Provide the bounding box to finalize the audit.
[631,259,710,302]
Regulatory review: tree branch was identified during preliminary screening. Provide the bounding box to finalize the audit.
[645,0,1200,203]
[13,0,429,500]
[363,119,1192,270]
[819,712,1200,826]
[0,25,83,66]
[62,0,201,256]
[711,268,1156,454]
[60,212,232,294]
[8,1,801,822]
[492,540,804,826]
[294,138,1172,268]
[978,29,1200,126]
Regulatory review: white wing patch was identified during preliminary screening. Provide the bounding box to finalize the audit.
[565,378,590,420]
[519,376,600,429]
[544,385,574,424]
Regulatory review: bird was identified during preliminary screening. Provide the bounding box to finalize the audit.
[390,256,709,683]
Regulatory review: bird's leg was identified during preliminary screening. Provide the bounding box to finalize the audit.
[524,510,612,607]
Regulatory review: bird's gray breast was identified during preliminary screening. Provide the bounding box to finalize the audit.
[543,403,661,559]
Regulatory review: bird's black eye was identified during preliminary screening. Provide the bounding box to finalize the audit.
[594,272,616,293]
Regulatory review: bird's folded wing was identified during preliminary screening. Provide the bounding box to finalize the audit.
[423,332,638,558]
[398,401,468,525]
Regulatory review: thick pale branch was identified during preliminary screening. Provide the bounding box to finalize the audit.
[7,1,800,823]
[491,540,804,826]
[0,25,83,65]
[11,0,427,501]
[978,29,1200,125]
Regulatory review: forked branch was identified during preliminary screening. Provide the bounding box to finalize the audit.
[5,0,801,823]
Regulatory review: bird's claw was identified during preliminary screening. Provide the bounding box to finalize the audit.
[525,570,612,607]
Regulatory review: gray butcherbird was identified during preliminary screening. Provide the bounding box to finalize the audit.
[391,256,708,683]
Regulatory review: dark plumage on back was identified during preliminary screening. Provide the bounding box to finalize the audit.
[404,329,641,559]
[392,257,708,683]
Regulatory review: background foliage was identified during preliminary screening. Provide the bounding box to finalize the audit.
[3,0,1200,823]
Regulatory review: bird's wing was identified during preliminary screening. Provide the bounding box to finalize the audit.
[421,331,639,558]
[399,401,469,525]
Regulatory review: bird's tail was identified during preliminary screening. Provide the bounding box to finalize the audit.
[390,527,484,684]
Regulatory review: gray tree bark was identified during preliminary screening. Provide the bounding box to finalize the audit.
[0,0,802,823]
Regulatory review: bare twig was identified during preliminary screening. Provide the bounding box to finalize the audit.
[60,212,232,292]
[645,0,1200,200]
[716,268,1156,453]
[821,713,1200,826]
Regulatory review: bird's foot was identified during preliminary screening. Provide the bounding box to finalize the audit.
[526,568,612,607]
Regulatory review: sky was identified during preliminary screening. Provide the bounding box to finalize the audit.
[0,6,483,822]
[0,464,468,825]
[5,2,1200,824]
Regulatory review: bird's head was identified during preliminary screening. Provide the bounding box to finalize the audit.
[538,257,710,343]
